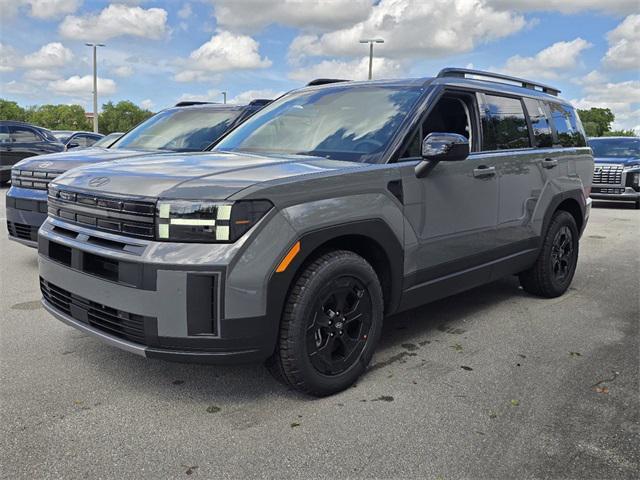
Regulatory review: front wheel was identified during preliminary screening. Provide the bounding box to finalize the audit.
[519,210,579,298]
[267,250,383,396]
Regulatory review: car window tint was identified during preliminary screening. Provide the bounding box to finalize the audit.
[0,125,10,143]
[9,126,41,143]
[480,94,530,150]
[523,98,553,148]
[548,103,586,147]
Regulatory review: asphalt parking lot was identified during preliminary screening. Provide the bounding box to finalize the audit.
[1,186,638,479]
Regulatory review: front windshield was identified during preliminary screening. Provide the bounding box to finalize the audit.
[53,131,73,143]
[214,85,424,162]
[93,132,122,148]
[110,108,240,152]
[589,138,640,158]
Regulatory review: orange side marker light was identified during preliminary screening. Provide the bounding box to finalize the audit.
[276,241,301,273]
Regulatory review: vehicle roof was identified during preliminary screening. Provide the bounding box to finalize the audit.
[589,136,639,140]
[0,120,46,127]
[296,75,569,104]
[53,130,100,135]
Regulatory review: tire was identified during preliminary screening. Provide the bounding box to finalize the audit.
[634,199,640,210]
[267,250,384,396]
[519,210,579,298]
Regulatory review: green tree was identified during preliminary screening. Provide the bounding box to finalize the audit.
[577,107,615,137]
[98,100,153,134]
[0,99,28,121]
[26,104,92,131]
[603,129,636,137]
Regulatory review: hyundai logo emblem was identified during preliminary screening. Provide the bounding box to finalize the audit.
[88,176,110,187]
[38,161,53,168]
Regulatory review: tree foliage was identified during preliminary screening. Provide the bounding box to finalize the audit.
[577,107,615,137]
[0,99,28,122]
[98,101,153,135]
[1,98,154,134]
[27,104,92,131]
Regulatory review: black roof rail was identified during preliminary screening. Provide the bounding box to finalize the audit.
[437,68,561,96]
[248,99,272,107]
[306,78,350,87]
[174,101,217,107]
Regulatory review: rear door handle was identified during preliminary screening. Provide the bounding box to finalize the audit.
[473,165,496,178]
[542,158,558,169]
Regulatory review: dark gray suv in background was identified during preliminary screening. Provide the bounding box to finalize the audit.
[38,69,593,396]
[6,100,270,246]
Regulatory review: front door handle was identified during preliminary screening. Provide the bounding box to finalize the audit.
[542,158,558,169]
[473,165,496,178]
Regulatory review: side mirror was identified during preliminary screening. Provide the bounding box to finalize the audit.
[66,141,80,149]
[415,132,469,178]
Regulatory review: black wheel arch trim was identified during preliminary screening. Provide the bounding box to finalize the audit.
[542,188,587,238]
[262,219,404,357]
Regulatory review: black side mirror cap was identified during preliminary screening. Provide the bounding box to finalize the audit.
[415,132,470,178]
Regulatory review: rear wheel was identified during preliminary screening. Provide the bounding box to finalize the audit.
[267,250,383,396]
[634,198,640,210]
[519,210,579,298]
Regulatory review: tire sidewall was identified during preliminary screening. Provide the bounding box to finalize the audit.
[286,253,383,394]
[545,211,579,295]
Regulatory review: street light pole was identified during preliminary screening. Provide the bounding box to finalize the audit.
[85,43,105,133]
[359,38,384,80]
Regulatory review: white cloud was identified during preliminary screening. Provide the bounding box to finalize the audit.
[177,3,192,19]
[572,78,640,132]
[212,0,373,32]
[24,69,62,82]
[59,4,168,41]
[288,0,527,61]
[28,0,81,19]
[23,42,74,69]
[113,65,134,77]
[174,31,271,82]
[49,75,117,97]
[603,14,640,70]
[0,0,81,19]
[228,89,284,104]
[498,38,592,79]
[289,57,405,82]
[0,43,18,72]
[140,99,154,110]
[487,0,638,15]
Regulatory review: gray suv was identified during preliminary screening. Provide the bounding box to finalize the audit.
[38,69,593,396]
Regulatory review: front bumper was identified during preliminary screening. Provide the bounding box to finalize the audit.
[590,186,640,202]
[37,214,296,364]
[6,186,48,247]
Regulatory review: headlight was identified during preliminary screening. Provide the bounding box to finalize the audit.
[156,199,273,243]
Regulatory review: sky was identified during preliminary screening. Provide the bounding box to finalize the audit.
[0,0,638,131]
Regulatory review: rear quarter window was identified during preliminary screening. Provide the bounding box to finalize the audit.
[523,98,553,148]
[479,94,530,151]
[548,103,586,147]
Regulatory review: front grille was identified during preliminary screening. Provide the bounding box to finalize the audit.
[592,164,623,185]
[41,278,151,345]
[7,221,37,241]
[48,188,156,239]
[12,169,64,190]
[591,187,625,195]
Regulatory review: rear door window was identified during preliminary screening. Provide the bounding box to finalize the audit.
[0,125,10,143]
[548,103,586,147]
[523,98,553,148]
[9,126,42,143]
[480,94,530,151]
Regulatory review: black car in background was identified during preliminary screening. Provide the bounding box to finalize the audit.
[0,121,65,184]
[6,99,272,246]
[52,130,104,150]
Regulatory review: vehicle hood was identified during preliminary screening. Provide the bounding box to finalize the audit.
[593,156,640,167]
[51,151,363,200]
[13,147,157,172]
